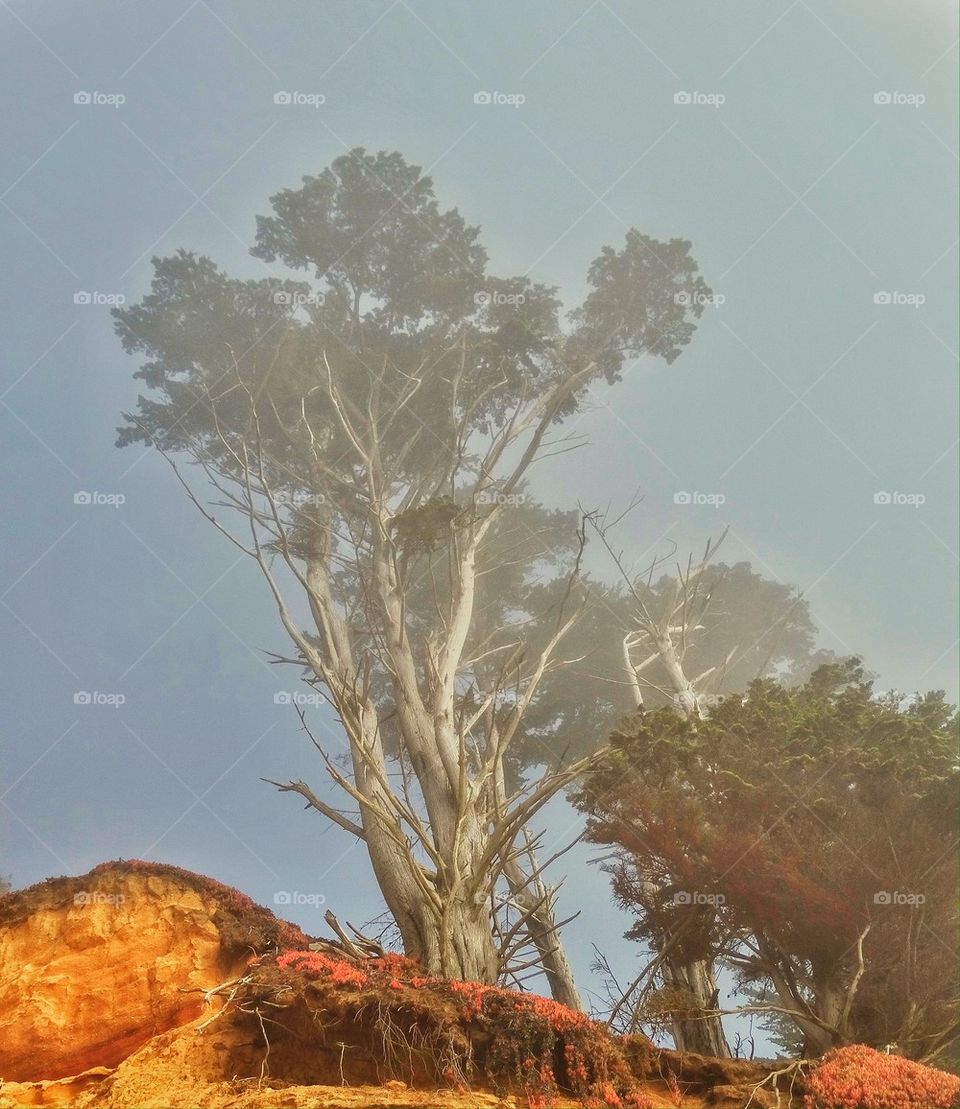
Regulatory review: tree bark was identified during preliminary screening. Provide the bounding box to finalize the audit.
[662,958,730,1057]
[247,366,591,1000]
[401,886,499,983]
[500,851,582,1009]
[520,898,582,1010]
[619,627,730,1056]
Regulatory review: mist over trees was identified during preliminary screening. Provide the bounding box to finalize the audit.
[113,147,713,1002]
[112,145,956,1074]
[514,554,836,771]
[575,660,960,1063]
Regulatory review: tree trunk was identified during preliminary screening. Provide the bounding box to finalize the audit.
[360,792,500,981]
[654,636,730,1056]
[406,890,500,983]
[490,739,583,1009]
[500,849,582,1009]
[800,1024,838,1058]
[800,978,844,1057]
[291,411,588,996]
[662,955,730,1057]
[521,899,582,1010]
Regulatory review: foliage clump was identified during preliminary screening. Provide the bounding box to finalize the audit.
[269,949,653,1106]
[575,660,959,1059]
[805,1045,960,1108]
[277,949,371,988]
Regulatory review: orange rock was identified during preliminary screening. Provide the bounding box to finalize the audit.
[0,862,300,1083]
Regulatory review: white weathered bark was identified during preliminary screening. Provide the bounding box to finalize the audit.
[217,356,599,993]
[610,530,731,1057]
[661,959,729,1057]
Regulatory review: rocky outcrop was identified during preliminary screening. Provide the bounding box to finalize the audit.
[0,861,308,1083]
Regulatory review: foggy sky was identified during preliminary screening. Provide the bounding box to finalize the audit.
[1,0,957,1025]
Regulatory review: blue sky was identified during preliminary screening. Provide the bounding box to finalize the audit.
[1,0,957,1027]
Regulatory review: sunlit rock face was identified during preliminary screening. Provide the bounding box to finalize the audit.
[0,861,304,1083]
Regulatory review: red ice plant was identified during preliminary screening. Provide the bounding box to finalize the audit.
[368,952,421,976]
[599,1080,622,1106]
[665,1073,684,1107]
[273,950,652,1107]
[276,949,369,988]
[805,1045,960,1109]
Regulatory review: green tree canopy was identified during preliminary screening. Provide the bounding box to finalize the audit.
[574,659,960,1060]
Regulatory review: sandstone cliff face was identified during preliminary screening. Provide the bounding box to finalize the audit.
[0,861,307,1084]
